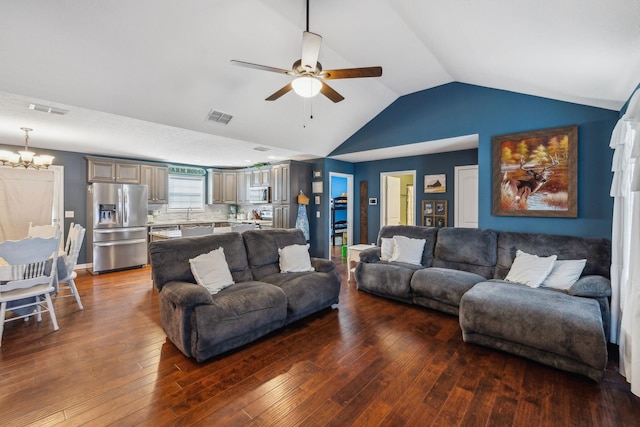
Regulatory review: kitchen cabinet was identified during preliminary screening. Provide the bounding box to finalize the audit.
[270,161,309,229]
[251,167,271,187]
[87,157,141,183]
[207,169,237,204]
[236,170,252,204]
[141,164,169,204]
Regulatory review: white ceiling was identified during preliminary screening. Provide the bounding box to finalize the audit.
[0,0,638,167]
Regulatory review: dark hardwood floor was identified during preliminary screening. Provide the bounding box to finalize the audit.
[1,247,639,426]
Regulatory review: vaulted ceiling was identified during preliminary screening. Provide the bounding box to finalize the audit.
[0,0,638,166]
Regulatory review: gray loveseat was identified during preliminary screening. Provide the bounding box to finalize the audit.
[149,228,341,362]
[355,225,611,381]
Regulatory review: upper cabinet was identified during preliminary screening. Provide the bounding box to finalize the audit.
[222,172,237,204]
[87,157,141,183]
[141,164,169,204]
[251,168,271,187]
[207,169,237,204]
[270,161,309,228]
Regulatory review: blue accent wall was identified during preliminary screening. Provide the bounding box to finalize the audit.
[331,82,619,241]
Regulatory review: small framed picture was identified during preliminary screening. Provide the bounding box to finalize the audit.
[369,197,378,205]
[425,217,433,227]
[423,200,434,215]
[313,170,322,179]
[314,195,321,205]
[424,174,446,193]
[435,216,447,228]
[435,200,447,214]
[312,181,323,194]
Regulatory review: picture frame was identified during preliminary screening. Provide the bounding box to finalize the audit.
[424,174,446,193]
[314,195,321,205]
[493,125,578,217]
[313,170,322,179]
[422,199,447,227]
[312,181,323,194]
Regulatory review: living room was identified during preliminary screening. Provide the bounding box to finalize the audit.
[1,1,640,425]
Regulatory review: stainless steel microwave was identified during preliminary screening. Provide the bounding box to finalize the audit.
[249,186,271,203]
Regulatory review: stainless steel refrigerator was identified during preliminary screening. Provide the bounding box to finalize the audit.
[87,183,148,274]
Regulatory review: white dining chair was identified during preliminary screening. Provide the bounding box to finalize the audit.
[55,223,86,310]
[0,233,62,346]
[181,225,214,237]
[27,222,59,238]
[231,223,257,233]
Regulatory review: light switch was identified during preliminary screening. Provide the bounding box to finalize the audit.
[65,210,75,218]
[316,211,320,218]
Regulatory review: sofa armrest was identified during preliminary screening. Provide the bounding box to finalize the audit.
[311,257,336,273]
[567,275,612,298]
[161,281,214,306]
[359,247,381,263]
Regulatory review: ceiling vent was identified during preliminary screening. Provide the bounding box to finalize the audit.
[206,109,233,125]
[253,146,270,152]
[29,103,68,115]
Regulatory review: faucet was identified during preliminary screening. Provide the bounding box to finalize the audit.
[187,207,192,221]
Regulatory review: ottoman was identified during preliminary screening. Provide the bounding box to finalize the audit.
[459,281,607,381]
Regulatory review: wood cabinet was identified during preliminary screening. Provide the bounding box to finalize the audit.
[87,157,141,183]
[251,168,271,187]
[207,169,237,204]
[141,164,169,204]
[270,161,309,229]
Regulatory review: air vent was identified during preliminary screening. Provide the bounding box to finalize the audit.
[29,103,68,115]
[206,109,233,125]
[253,146,270,152]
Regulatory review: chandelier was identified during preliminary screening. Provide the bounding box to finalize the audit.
[0,128,54,169]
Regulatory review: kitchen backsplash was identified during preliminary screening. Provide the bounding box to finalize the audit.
[148,203,272,223]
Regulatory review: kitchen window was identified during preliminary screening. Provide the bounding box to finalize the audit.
[168,174,205,211]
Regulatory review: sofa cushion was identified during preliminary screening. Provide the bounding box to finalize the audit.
[504,250,557,288]
[190,247,235,294]
[495,232,611,280]
[411,267,486,313]
[542,259,586,290]
[432,228,497,278]
[260,270,341,324]
[278,244,314,273]
[377,225,438,267]
[459,280,607,381]
[243,229,308,280]
[150,232,253,291]
[389,235,426,265]
[355,261,421,303]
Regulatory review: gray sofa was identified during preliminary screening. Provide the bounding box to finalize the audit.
[149,228,341,362]
[355,225,611,381]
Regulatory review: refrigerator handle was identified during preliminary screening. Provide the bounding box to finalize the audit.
[118,187,123,225]
[123,189,128,224]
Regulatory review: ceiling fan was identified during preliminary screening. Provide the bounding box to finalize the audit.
[230,0,382,103]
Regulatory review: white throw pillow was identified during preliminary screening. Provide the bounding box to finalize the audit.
[542,259,587,290]
[380,237,395,261]
[190,247,235,294]
[505,250,557,288]
[279,244,315,273]
[389,235,426,265]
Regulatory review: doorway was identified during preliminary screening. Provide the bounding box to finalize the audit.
[328,172,354,260]
[380,170,416,227]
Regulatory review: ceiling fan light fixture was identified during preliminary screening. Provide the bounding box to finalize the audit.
[292,76,322,98]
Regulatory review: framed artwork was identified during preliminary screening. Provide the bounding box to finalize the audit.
[424,174,446,193]
[422,199,447,227]
[313,170,322,179]
[312,181,323,194]
[493,125,577,217]
[314,195,321,205]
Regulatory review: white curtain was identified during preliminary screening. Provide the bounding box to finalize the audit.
[0,167,54,240]
[610,88,640,397]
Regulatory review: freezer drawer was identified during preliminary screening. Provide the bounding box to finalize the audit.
[92,238,147,273]
[93,227,147,242]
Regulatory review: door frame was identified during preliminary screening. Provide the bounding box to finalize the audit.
[328,172,354,259]
[380,170,416,228]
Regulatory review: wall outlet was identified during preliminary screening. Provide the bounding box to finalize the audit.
[64,210,75,218]
[316,211,320,218]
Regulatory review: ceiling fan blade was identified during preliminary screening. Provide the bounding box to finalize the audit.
[265,83,293,101]
[321,66,383,80]
[230,60,292,75]
[301,31,322,71]
[319,81,344,103]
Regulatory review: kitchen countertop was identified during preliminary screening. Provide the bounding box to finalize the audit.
[148,218,272,226]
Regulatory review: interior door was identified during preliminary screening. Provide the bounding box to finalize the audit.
[454,165,479,228]
[385,176,401,226]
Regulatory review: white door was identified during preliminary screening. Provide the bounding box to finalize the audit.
[454,165,478,228]
[384,176,401,226]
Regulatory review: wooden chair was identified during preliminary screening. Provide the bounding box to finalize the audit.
[55,223,85,310]
[181,225,214,237]
[0,233,62,346]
